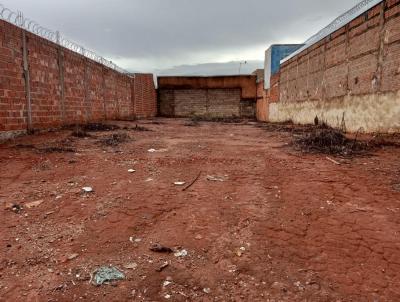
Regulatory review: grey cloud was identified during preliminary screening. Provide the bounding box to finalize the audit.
[4,0,361,72]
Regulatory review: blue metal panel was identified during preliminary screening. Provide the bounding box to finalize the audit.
[264,44,303,89]
[271,45,303,74]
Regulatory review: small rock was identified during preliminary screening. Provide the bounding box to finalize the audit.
[128,169,136,173]
[174,181,186,186]
[25,200,44,209]
[195,235,203,240]
[203,288,211,294]
[150,243,173,253]
[164,294,171,299]
[235,247,245,257]
[174,249,188,258]
[123,263,138,270]
[271,281,287,292]
[6,203,22,213]
[67,253,79,261]
[156,261,169,272]
[163,280,172,287]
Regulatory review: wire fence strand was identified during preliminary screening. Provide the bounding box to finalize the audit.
[0,3,129,74]
[281,0,383,63]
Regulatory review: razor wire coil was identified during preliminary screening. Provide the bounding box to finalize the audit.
[282,0,383,63]
[0,3,129,74]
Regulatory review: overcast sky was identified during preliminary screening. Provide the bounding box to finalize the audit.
[4,0,360,73]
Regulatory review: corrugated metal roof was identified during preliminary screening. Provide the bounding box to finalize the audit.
[281,0,384,64]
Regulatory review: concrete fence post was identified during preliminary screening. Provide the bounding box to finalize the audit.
[375,2,386,93]
[131,75,136,117]
[321,42,327,102]
[102,68,107,120]
[83,59,90,122]
[22,31,33,132]
[115,75,119,119]
[306,52,310,101]
[205,89,209,115]
[345,24,351,95]
[57,48,66,124]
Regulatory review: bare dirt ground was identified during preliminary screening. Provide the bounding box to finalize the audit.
[1,118,400,302]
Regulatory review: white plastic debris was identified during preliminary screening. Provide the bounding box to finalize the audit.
[174,249,188,257]
[206,175,225,182]
[174,181,186,186]
[203,288,211,294]
[163,280,172,287]
[128,169,136,173]
[82,187,93,193]
[129,236,142,243]
[148,148,167,153]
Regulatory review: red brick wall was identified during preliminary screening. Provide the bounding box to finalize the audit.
[256,72,280,121]
[158,75,258,99]
[0,21,25,132]
[279,0,400,103]
[132,74,157,118]
[159,88,255,118]
[0,20,157,137]
[256,80,268,122]
[158,75,257,118]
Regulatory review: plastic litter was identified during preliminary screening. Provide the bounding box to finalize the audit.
[92,266,125,286]
[82,187,93,193]
[174,249,188,257]
[206,175,225,182]
[148,148,167,153]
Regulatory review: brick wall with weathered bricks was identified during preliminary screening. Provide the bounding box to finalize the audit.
[132,74,157,119]
[279,0,400,104]
[159,88,243,118]
[0,20,157,135]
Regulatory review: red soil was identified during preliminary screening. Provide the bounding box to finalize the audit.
[0,118,399,301]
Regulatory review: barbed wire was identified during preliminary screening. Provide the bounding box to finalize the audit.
[281,0,383,63]
[0,3,129,75]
